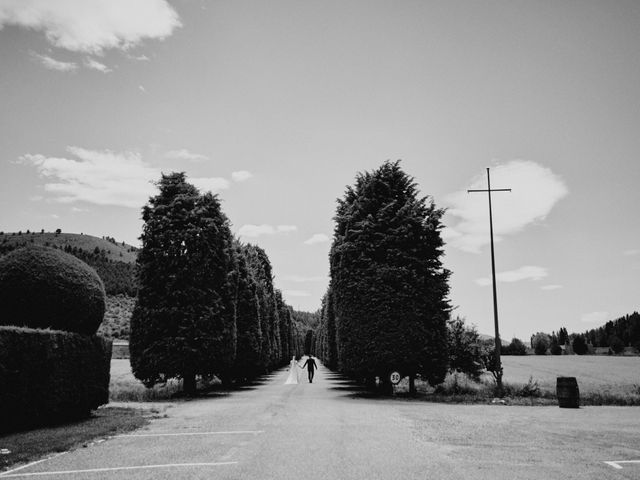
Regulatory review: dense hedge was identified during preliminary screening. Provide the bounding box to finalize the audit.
[0,326,112,433]
[0,246,106,335]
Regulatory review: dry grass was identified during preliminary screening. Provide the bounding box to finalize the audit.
[109,359,184,402]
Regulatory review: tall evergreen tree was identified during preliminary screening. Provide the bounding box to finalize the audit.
[275,290,295,362]
[320,286,338,370]
[245,244,281,370]
[330,161,450,387]
[229,242,263,381]
[130,173,236,394]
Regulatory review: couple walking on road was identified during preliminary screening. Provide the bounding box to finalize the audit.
[284,355,317,385]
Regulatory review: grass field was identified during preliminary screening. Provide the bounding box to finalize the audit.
[499,355,640,397]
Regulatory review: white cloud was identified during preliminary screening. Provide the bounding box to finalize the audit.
[127,53,150,61]
[231,170,252,182]
[283,290,311,298]
[444,160,568,253]
[476,265,548,286]
[20,146,232,208]
[138,85,147,93]
[20,146,158,208]
[581,311,610,324]
[239,225,275,237]
[0,0,181,55]
[283,274,329,283]
[190,177,230,193]
[540,284,563,291]
[71,206,88,213]
[164,149,208,162]
[31,51,78,71]
[83,57,111,73]
[304,233,330,245]
[238,224,297,238]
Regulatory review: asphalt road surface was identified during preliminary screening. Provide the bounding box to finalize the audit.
[2,361,640,479]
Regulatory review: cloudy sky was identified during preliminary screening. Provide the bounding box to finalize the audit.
[1,0,639,340]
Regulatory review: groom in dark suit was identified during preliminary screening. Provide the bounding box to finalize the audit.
[301,355,318,383]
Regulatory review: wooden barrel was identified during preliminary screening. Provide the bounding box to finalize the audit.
[556,377,580,408]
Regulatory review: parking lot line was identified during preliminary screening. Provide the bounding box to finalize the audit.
[604,460,640,469]
[0,453,68,477]
[114,430,264,437]
[0,462,238,478]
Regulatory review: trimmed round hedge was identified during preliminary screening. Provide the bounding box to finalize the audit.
[0,246,106,334]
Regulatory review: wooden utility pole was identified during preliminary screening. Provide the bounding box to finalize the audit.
[468,168,511,395]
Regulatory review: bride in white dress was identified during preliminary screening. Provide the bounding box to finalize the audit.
[284,356,301,384]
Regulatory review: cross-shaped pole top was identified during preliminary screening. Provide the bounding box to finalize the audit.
[467,167,511,395]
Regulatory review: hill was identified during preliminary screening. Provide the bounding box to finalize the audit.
[0,231,137,263]
[0,231,138,297]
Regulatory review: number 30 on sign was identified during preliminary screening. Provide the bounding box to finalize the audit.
[390,371,402,385]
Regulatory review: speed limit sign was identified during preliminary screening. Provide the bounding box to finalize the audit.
[389,371,402,385]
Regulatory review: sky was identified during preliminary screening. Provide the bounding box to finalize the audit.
[1,0,639,340]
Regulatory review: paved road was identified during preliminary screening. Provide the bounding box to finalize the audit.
[2,362,640,479]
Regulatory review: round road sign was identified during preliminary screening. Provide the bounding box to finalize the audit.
[390,371,402,385]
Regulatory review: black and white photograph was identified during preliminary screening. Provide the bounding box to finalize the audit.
[1,1,639,478]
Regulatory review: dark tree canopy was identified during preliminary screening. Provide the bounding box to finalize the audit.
[130,172,236,393]
[329,161,450,385]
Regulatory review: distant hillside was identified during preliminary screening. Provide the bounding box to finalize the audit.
[478,334,512,347]
[0,231,138,296]
[0,231,138,263]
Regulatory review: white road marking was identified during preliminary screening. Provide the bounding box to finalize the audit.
[0,453,68,477]
[0,462,238,477]
[604,460,640,469]
[114,430,264,438]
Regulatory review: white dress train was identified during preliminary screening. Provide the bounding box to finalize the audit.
[284,357,300,384]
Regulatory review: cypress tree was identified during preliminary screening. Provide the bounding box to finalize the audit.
[245,244,280,371]
[229,242,263,382]
[330,161,450,387]
[319,286,338,370]
[130,172,236,394]
[275,290,294,362]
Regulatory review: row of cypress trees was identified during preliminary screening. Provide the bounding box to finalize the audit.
[130,172,303,394]
[314,161,451,391]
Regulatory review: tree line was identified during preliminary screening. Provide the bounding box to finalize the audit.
[129,172,308,394]
[531,311,640,355]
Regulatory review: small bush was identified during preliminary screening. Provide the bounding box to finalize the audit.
[550,343,562,355]
[503,337,527,355]
[0,326,112,433]
[608,335,625,354]
[531,332,550,355]
[516,376,540,397]
[0,246,106,335]
[572,335,588,355]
